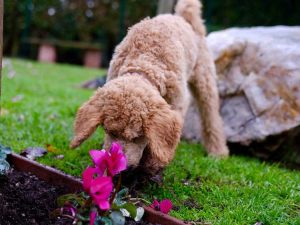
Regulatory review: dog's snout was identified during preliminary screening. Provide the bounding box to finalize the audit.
[127,165,136,171]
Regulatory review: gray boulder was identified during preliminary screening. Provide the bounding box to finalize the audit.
[182,26,300,164]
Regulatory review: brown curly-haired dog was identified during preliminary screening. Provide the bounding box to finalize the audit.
[70,0,229,174]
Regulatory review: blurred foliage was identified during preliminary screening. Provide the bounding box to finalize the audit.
[29,0,157,42]
[4,0,157,64]
[3,0,300,64]
[203,0,300,31]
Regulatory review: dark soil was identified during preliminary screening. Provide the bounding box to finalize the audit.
[0,169,73,225]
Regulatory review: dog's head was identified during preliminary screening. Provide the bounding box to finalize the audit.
[70,76,182,171]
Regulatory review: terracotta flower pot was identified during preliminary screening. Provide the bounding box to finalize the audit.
[84,50,102,68]
[7,153,189,225]
[38,44,57,63]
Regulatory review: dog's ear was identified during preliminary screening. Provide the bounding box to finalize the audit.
[70,90,104,148]
[143,103,182,169]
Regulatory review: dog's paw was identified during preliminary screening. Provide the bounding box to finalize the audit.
[69,139,81,149]
[207,145,230,158]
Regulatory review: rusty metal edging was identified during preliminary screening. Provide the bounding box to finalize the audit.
[7,153,82,192]
[143,206,190,225]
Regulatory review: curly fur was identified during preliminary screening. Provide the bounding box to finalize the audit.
[70,0,229,174]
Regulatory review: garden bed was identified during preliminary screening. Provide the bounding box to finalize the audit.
[2,153,188,225]
[0,168,72,225]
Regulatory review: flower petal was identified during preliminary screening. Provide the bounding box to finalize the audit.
[110,142,122,153]
[90,149,107,165]
[90,176,113,210]
[107,142,127,176]
[89,150,108,176]
[89,211,97,225]
[97,200,110,211]
[159,199,172,214]
[150,199,160,210]
[91,177,113,197]
[82,167,97,193]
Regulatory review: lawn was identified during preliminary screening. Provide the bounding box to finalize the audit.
[1,58,299,225]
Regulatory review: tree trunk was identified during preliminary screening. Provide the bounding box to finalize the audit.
[157,0,177,14]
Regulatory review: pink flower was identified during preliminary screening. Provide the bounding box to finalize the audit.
[90,176,113,210]
[150,199,172,214]
[89,142,127,177]
[106,142,127,176]
[82,167,97,193]
[89,211,97,225]
[89,150,107,176]
[160,199,173,214]
[82,167,113,210]
[62,203,76,217]
[150,199,160,210]
[67,205,76,217]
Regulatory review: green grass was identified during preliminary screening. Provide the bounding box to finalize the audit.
[1,58,300,225]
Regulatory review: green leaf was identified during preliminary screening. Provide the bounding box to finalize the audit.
[114,198,126,207]
[0,145,12,157]
[0,145,11,175]
[0,144,12,174]
[95,216,113,225]
[2,146,12,155]
[117,188,129,198]
[120,203,137,219]
[114,188,128,206]
[109,211,125,225]
[119,208,130,217]
[112,202,122,210]
[57,193,85,207]
[0,159,10,175]
[0,152,6,160]
[134,207,144,222]
[76,213,90,222]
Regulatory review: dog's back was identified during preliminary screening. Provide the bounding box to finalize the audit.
[107,0,205,89]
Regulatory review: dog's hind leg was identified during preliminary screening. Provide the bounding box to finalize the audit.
[188,42,229,157]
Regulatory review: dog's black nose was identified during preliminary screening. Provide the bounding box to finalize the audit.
[126,165,136,172]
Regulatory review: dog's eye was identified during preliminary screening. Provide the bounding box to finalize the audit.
[104,128,118,139]
[109,132,118,139]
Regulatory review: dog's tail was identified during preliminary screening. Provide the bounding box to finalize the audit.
[175,0,206,36]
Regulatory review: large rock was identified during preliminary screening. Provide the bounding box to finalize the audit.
[182,26,300,164]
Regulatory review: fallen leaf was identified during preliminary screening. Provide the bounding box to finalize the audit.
[61,121,68,128]
[2,59,9,68]
[46,144,59,153]
[48,113,57,120]
[18,114,25,122]
[150,174,163,185]
[81,75,107,89]
[8,70,16,79]
[20,147,47,160]
[55,154,64,159]
[0,108,9,117]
